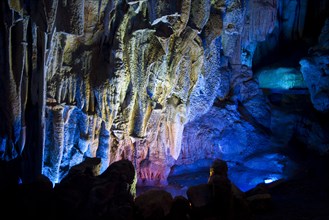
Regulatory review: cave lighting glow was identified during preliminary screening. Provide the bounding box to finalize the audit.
[256,67,307,90]
[168,158,285,192]
[228,170,284,192]
[264,177,279,184]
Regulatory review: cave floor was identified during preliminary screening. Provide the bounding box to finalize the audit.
[137,157,329,220]
[252,171,329,220]
[252,154,329,220]
[136,171,208,198]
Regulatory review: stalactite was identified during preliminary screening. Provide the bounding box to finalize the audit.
[51,105,64,183]
[43,0,59,33]
[97,121,111,173]
[56,0,84,35]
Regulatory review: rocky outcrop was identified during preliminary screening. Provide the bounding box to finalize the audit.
[135,189,173,219]
[186,159,252,220]
[0,158,137,219]
[1,157,328,220]
[0,157,253,220]
[300,18,329,112]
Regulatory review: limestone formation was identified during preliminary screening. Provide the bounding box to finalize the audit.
[1,0,328,189]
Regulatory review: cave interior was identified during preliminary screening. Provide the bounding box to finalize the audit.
[1,0,329,219]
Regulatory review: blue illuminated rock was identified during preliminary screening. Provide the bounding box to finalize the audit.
[300,56,329,112]
[300,19,329,112]
[255,67,307,90]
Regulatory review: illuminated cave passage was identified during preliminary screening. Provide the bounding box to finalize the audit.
[1,0,329,219]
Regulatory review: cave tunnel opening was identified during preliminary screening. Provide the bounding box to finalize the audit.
[252,0,329,73]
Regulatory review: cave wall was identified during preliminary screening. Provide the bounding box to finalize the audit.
[1,0,329,188]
